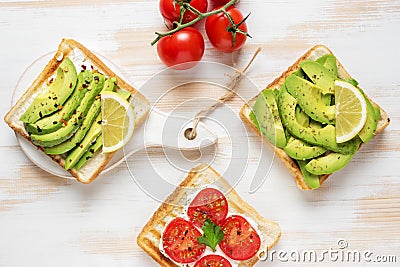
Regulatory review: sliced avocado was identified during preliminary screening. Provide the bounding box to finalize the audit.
[305,152,355,175]
[20,58,78,123]
[300,60,335,94]
[323,57,338,78]
[249,111,260,131]
[74,133,103,170]
[357,90,378,143]
[45,77,116,154]
[292,68,306,79]
[278,91,360,154]
[373,105,381,120]
[316,54,338,78]
[272,88,281,100]
[25,71,93,135]
[279,91,335,148]
[285,74,335,124]
[74,90,130,170]
[284,136,327,160]
[309,119,323,129]
[253,89,287,148]
[30,73,105,147]
[345,78,359,87]
[315,54,335,65]
[65,113,102,170]
[295,105,309,127]
[116,90,132,100]
[297,160,320,189]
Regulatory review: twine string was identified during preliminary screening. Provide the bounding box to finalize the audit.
[186,47,262,140]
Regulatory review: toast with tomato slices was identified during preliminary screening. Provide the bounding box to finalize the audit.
[137,163,281,267]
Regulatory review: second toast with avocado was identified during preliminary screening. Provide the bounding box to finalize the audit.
[4,39,150,184]
[240,45,390,190]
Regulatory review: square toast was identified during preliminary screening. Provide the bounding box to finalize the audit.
[240,45,390,190]
[4,39,150,183]
[137,163,281,267]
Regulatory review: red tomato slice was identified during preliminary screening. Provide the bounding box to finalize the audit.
[162,218,206,263]
[194,254,232,267]
[219,215,261,260]
[187,188,229,228]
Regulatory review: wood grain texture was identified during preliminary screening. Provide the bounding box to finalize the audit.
[0,0,399,266]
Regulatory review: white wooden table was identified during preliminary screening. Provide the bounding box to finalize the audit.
[1,1,399,266]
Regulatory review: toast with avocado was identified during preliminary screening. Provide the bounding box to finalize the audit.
[137,163,281,267]
[4,39,150,184]
[240,45,390,190]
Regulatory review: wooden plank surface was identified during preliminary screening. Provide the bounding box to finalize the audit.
[1,0,399,266]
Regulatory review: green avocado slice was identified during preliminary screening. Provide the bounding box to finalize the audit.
[357,89,378,143]
[305,152,356,175]
[295,105,309,127]
[373,105,381,120]
[45,77,116,154]
[300,60,335,94]
[285,74,335,124]
[30,73,105,147]
[278,91,360,154]
[297,160,320,189]
[252,89,287,148]
[284,136,327,160]
[74,135,103,170]
[20,57,77,124]
[64,113,102,170]
[68,90,131,170]
[316,54,338,78]
[25,71,93,135]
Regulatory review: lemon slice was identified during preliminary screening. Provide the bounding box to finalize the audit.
[335,80,367,143]
[101,91,135,153]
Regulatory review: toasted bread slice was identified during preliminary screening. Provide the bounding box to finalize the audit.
[137,163,281,267]
[240,45,390,190]
[4,39,150,184]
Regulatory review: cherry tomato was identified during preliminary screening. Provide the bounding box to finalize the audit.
[188,188,229,228]
[211,0,231,5]
[159,0,208,26]
[157,27,205,70]
[194,254,232,267]
[219,215,261,260]
[162,218,206,263]
[205,6,248,53]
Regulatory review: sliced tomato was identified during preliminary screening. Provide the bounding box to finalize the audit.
[187,188,229,228]
[194,254,232,267]
[162,218,206,263]
[219,215,261,261]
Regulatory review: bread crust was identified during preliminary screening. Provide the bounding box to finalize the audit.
[4,39,150,184]
[137,163,281,267]
[240,45,390,190]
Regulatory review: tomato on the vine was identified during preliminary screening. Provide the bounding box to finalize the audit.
[157,27,205,70]
[159,0,208,26]
[205,6,248,53]
[211,0,232,5]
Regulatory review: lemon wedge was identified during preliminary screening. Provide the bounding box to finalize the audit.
[335,80,367,143]
[101,91,135,153]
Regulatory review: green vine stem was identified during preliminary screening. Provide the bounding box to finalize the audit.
[151,0,249,46]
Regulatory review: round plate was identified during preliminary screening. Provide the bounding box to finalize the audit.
[12,51,132,179]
